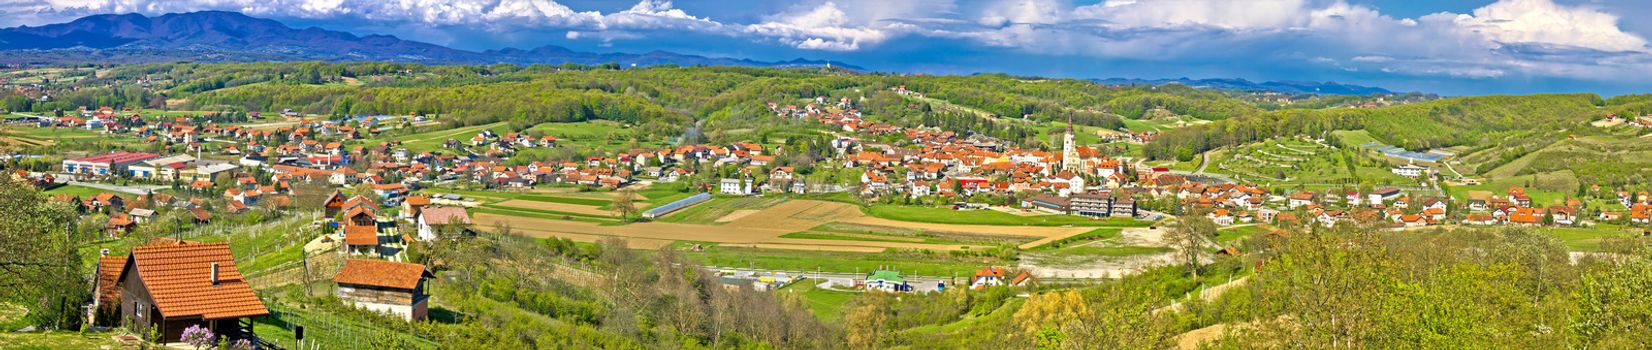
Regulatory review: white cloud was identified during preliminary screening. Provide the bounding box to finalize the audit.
[1448,0,1647,52]
[4,0,1651,84]
[744,1,906,51]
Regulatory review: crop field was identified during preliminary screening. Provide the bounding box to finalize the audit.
[1207,137,1414,188]
[1445,170,1579,208]
[471,199,1138,262]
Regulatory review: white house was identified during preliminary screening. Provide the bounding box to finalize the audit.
[1392,165,1429,178]
[720,178,752,196]
[416,207,472,241]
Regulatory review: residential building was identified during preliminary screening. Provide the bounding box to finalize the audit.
[117,242,268,343]
[417,207,472,241]
[334,259,434,321]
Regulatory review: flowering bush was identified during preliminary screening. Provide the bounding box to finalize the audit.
[181,324,215,350]
[232,338,254,350]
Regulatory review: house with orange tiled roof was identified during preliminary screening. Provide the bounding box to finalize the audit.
[342,199,384,256]
[334,259,433,321]
[117,241,268,343]
[91,252,125,323]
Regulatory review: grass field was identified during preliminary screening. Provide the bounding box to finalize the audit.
[777,281,858,323]
[778,232,926,244]
[1216,225,1269,244]
[1536,224,1641,251]
[525,120,672,151]
[1025,227,1123,250]
[1446,170,1578,208]
[684,245,994,277]
[42,184,109,198]
[0,332,119,349]
[382,122,507,152]
[1122,115,1208,132]
[809,222,1034,246]
[863,206,1151,227]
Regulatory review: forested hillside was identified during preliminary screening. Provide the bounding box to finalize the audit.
[2,62,1288,149]
[1142,94,1608,160]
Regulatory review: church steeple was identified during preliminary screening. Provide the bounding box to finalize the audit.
[1062,115,1078,172]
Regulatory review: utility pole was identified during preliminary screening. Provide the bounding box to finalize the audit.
[301,235,311,296]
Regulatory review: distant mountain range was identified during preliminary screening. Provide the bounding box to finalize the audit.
[0,11,856,69]
[1094,78,1393,95]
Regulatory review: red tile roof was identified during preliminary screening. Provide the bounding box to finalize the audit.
[97,256,125,306]
[345,223,379,245]
[334,259,428,290]
[126,242,267,320]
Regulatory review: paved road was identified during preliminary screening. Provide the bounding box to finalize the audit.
[66,181,170,195]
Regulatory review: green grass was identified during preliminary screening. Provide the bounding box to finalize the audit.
[1031,120,1106,145]
[1537,224,1640,251]
[42,184,109,198]
[0,332,118,349]
[514,194,612,207]
[4,125,99,138]
[778,232,923,244]
[254,302,438,350]
[863,206,1152,227]
[809,222,1032,246]
[1446,170,1578,208]
[777,281,858,323]
[471,206,619,223]
[1216,225,1269,244]
[684,245,991,276]
[378,121,507,153]
[1026,227,1122,250]
[1122,115,1207,132]
[523,120,672,152]
[479,204,615,219]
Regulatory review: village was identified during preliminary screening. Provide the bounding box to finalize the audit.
[2,78,1650,349]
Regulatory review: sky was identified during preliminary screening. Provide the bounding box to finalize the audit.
[2,0,1650,96]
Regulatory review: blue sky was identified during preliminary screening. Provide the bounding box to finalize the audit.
[4,0,1651,96]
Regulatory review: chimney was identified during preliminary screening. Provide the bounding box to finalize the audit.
[210,263,220,285]
[99,249,109,257]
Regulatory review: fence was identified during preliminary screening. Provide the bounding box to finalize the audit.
[643,192,710,218]
[265,304,435,350]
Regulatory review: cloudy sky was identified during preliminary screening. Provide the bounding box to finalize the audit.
[3,0,1650,95]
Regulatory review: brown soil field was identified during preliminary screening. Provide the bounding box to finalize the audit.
[495,199,616,216]
[474,199,1096,252]
[715,209,760,223]
[723,200,861,231]
[718,244,886,253]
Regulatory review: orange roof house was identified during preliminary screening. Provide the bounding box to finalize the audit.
[93,254,126,313]
[333,259,434,320]
[116,242,268,343]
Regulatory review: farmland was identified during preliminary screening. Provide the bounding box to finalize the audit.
[1205,136,1416,189]
[466,198,1162,273]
